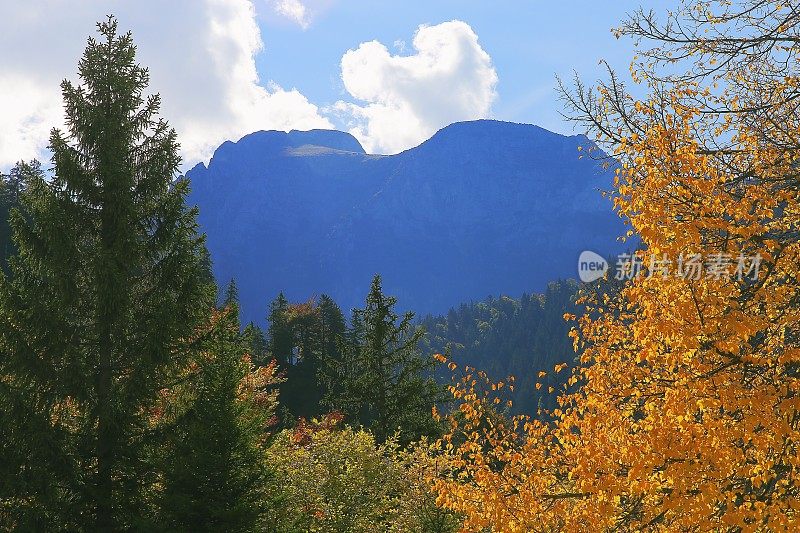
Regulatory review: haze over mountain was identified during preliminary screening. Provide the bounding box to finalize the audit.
[187,119,628,324]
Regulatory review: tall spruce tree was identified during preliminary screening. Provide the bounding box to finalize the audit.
[0,18,212,530]
[329,275,445,445]
[317,294,346,366]
[222,278,239,309]
[242,322,269,366]
[317,294,349,413]
[0,161,29,275]
[266,292,292,365]
[159,294,278,532]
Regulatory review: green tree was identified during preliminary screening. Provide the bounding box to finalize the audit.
[0,161,29,275]
[242,321,269,366]
[281,301,322,419]
[198,245,215,285]
[264,417,458,533]
[0,18,212,530]
[222,277,240,310]
[267,292,292,365]
[159,306,280,532]
[329,275,445,445]
[267,295,347,420]
[420,280,583,415]
[317,294,346,366]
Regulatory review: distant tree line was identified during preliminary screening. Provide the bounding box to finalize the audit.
[421,280,583,415]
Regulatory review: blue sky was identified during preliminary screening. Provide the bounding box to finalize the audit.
[0,0,675,168]
[257,1,657,133]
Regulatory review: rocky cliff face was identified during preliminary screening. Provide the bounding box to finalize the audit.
[187,120,627,324]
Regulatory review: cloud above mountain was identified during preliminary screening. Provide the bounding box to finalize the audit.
[334,20,498,154]
[0,0,331,168]
[0,4,496,167]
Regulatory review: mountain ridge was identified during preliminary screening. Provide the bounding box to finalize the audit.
[187,119,627,325]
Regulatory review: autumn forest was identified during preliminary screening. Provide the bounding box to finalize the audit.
[2,0,800,531]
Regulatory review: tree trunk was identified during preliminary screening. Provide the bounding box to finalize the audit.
[96,328,113,530]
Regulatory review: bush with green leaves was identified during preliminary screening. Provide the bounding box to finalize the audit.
[264,415,457,533]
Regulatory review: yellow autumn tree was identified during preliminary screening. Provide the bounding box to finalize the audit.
[432,1,800,530]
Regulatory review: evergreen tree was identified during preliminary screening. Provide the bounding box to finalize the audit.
[198,244,215,285]
[159,306,278,532]
[0,161,29,275]
[280,300,322,418]
[329,275,445,445]
[317,294,349,413]
[420,280,602,416]
[0,18,212,530]
[242,322,268,366]
[263,294,348,421]
[317,294,346,364]
[266,292,292,365]
[222,278,239,310]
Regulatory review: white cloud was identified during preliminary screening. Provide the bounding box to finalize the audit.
[0,74,62,169]
[0,0,331,169]
[0,8,500,166]
[272,0,310,29]
[334,20,498,154]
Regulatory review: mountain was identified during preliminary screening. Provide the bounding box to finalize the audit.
[186,119,628,325]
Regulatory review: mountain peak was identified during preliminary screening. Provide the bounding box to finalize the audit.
[431,119,583,142]
[207,128,365,169]
[286,129,365,154]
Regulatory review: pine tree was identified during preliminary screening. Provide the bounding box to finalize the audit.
[280,300,322,418]
[159,305,279,532]
[0,161,30,275]
[0,18,212,530]
[242,322,269,366]
[317,294,346,365]
[222,278,239,310]
[330,275,445,445]
[198,244,215,285]
[318,294,349,413]
[266,292,292,365]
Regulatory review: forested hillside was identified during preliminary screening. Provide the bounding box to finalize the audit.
[421,280,580,414]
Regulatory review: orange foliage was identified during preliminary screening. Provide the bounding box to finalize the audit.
[430,1,800,530]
